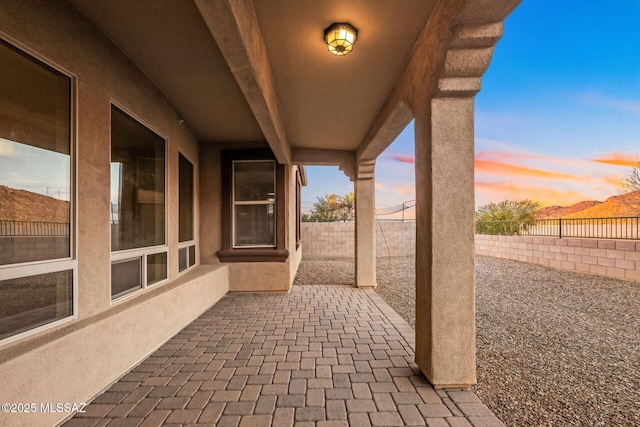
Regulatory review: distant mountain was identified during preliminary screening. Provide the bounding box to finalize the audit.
[565,190,640,218]
[535,201,601,219]
[535,190,640,219]
[0,185,70,223]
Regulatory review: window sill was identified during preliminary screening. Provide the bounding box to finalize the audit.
[217,248,289,263]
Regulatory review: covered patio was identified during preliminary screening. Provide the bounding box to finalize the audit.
[64,282,502,426]
[1,1,520,426]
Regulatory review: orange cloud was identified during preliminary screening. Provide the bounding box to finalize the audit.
[475,150,586,169]
[475,160,582,181]
[375,180,414,196]
[600,174,625,188]
[394,184,415,195]
[590,152,639,167]
[475,181,588,207]
[475,150,553,162]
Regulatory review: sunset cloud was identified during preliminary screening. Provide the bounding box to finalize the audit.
[475,150,553,162]
[475,160,583,181]
[475,181,590,207]
[384,138,627,209]
[393,148,586,183]
[394,184,416,194]
[375,180,414,196]
[590,151,639,167]
[391,155,415,164]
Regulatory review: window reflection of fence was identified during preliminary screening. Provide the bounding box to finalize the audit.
[0,220,70,237]
[476,217,640,240]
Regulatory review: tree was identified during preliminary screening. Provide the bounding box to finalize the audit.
[302,193,355,222]
[475,199,539,235]
[621,160,640,193]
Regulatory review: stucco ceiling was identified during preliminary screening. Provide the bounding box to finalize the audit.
[68,0,435,153]
[252,0,434,150]
[68,0,265,142]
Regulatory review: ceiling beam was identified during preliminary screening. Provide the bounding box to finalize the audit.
[194,0,291,164]
[291,148,356,181]
[354,0,467,177]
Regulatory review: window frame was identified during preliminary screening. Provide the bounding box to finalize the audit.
[295,168,302,249]
[218,150,288,263]
[0,35,78,345]
[178,152,196,273]
[109,103,168,302]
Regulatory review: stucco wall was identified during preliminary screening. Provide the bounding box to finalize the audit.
[476,234,640,284]
[301,221,416,259]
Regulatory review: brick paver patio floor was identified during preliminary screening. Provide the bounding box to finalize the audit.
[63,285,503,427]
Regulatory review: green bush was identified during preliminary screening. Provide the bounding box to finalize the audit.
[475,200,539,235]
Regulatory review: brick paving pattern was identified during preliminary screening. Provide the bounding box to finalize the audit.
[63,286,503,426]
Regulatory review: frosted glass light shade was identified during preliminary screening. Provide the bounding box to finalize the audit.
[324,23,357,56]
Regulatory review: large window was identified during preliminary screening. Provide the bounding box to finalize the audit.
[110,105,166,299]
[178,153,196,272]
[0,38,74,342]
[218,150,288,262]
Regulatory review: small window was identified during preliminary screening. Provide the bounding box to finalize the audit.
[111,258,142,299]
[178,153,196,272]
[110,105,166,299]
[233,161,276,247]
[188,245,196,267]
[178,247,188,272]
[0,270,73,341]
[178,153,194,243]
[147,252,168,285]
[0,38,75,342]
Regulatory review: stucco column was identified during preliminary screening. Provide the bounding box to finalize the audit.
[414,97,476,388]
[355,177,376,287]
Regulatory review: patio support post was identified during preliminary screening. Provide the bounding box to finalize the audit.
[414,96,476,388]
[355,176,376,287]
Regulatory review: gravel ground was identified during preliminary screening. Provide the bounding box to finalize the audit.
[293,256,640,427]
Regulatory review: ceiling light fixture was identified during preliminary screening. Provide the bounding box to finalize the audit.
[324,23,357,56]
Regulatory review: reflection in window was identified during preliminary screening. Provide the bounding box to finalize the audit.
[111,258,142,299]
[0,270,73,341]
[147,252,167,285]
[233,161,276,247]
[0,39,71,266]
[0,38,74,341]
[188,245,196,267]
[178,247,188,272]
[110,106,165,252]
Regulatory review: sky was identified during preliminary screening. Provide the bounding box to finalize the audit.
[303,1,640,218]
[0,138,71,201]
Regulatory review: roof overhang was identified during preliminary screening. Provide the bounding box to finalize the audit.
[68,0,521,177]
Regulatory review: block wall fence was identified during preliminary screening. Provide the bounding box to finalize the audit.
[301,221,416,259]
[301,222,640,284]
[475,234,640,283]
